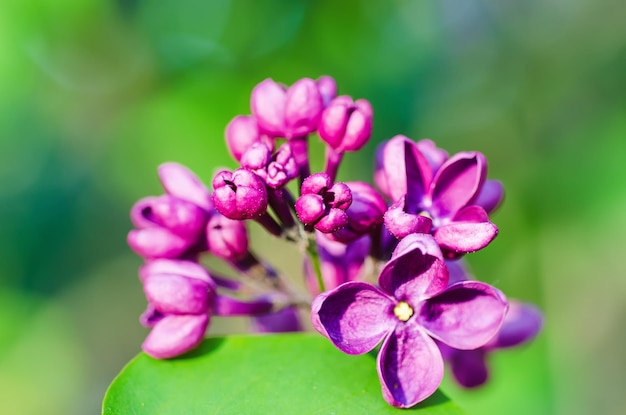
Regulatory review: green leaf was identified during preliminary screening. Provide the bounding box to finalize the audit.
[103,333,464,414]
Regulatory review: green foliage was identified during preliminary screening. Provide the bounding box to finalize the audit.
[103,333,464,414]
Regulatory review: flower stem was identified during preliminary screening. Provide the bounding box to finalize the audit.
[306,236,326,293]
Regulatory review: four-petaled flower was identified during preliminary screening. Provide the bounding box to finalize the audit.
[312,233,508,407]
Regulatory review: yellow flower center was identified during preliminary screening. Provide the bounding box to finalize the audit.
[393,301,414,322]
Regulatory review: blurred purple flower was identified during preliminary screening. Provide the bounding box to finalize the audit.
[139,259,217,359]
[304,232,371,295]
[128,163,212,259]
[438,260,543,388]
[311,233,507,408]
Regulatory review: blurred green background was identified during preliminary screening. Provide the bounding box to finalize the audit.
[1,0,624,414]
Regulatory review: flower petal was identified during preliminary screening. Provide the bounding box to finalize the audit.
[434,207,498,254]
[312,281,395,355]
[251,306,302,333]
[430,152,486,218]
[375,136,431,203]
[487,300,543,349]
[158,162,212,211]
[474,179,504,215]
[127,228,191,259]
[377,324,444,408]
[419,281,507,350]
[379,234,448,303]
[144,274,211,315]
[449,348,489,388]
[142,314,208,359]
[139,259,213,284]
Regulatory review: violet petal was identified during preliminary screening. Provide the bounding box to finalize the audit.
[251,306,302,333]
[313,281,395,355]
[430,152,486,219]
[488,300,543,349]
[450,348,489,388]
[383,197,433,239]
[474,179,504,215]
[378,324,444,408]
[433,217,498,254]
[379,234,448,303]
[419,281,507,350]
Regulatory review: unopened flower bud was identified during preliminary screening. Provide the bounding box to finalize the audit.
[251,78,323,139]
[212,169,268,220]
[319,96,373,153]
[296,173,352,233]
[206,212,250,261]
[225,115,273,162]
[317,75,337,107]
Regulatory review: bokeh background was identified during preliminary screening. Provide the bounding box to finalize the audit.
[1,0,625,414]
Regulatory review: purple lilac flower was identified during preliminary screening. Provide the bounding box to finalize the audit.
[128,163,212,259]
[295,172,352,233]
[438,260,543,388]
[212,168,268,220]
[311,233,507,408]
[205,212,250,262]
[377,135,499,257]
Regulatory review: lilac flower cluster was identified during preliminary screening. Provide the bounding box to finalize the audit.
[128,76,542,408]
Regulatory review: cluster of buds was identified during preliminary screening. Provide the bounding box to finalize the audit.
[127,76,542,408]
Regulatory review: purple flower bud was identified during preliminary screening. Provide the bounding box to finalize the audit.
[212,168,268,220]
[251,78,323,139]
[296,173,352,233]
[319,96,373,153]
[317,75,337,107]
[205,211,250,261]
[330,181,387,243]
[225,115,274,162]
[240,142,273,181]
[266,143,298,188]
[250,306,303,333]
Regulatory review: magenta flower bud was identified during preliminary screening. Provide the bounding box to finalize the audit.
[266,143,298,188]
[319,96,373,153]
[296,173,352,233]
[225,115,274,162]
[330,181,387,243]
[240,142,273,181]
[212,168,268,220]
[251,78,323,139]
[205,211,249,261]
[317,75,337,107]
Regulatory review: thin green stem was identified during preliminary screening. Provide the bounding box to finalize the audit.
[306,237,326,293]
